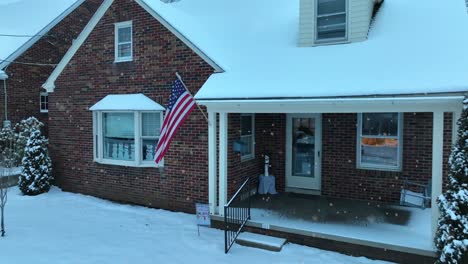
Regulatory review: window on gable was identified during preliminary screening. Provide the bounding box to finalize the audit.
[40,92,48,113]
[115,21,133,62]
[240,114,255,161]
[316,0,347,43]
[357,113,403,171]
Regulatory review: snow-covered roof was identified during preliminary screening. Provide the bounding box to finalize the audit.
[143,0,468,100]
[0,0,83,70]
[89,94,165,111]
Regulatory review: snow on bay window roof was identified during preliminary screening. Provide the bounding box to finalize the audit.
[89,94,165,111]
[143,0,468,99]
[0,0,83,69]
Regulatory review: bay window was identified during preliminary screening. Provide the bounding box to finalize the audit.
[357,113,403,171]
[90,94,164,167]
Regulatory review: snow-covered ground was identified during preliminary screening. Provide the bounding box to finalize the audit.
[0,187,390,264]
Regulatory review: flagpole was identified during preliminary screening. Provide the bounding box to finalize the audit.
[175,72,209,123]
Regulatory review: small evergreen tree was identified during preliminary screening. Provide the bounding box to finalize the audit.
[18,129,52,196]
[14,117,44,165]
[435,98,468,263]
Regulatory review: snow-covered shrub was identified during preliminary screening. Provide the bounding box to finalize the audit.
[0,127,18,167]
[18,129,52,196]
[435,98,468,263]
[14,117,44,165]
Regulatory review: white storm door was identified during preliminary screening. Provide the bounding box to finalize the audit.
[286,114,322,191]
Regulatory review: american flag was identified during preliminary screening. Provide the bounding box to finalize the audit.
[154,78,196,164]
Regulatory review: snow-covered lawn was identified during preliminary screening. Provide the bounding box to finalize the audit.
[0,187,389,264]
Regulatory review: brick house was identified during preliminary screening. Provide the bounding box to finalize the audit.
[26,0,468,262]
[0,0,102,133]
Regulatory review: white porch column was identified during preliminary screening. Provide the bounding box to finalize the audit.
[431,111,444,243]
[218,112,228,216]
[452,109,462,145]
[208,111,217,215]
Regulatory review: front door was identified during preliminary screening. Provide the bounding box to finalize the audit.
[286,114,322,192]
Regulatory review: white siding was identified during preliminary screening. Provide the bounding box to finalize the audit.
[348,0,374,42]
[298,0,374,47]
[298,0,316,46]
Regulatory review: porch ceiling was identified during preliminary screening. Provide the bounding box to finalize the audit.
[198,95,463,113]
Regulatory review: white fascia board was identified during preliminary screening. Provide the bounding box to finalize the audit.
[135,0,224,73]
[0,0,86,70]
[197,95,464,113]
[43,0,114,92]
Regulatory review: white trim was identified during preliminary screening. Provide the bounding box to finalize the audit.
[93,110,163,167]
[356,113,403,171]
[431,111,444,246]
[197,96,464,114]
[452,109,462,145]
[40,92,49,113]
[134,0,223,73]
[0,0,86,70]
[218,112,228,216]
[285,113,322,191]
[42,0,115,92]
[114,21,133,63]
[208,111,217,214]
[240,113,255,161]
[42,0,224,92]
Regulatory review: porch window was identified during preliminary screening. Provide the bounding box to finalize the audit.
[316,0,347,43]
[357,113,402,171]
[114,21,133,62]
[240,114,255,161]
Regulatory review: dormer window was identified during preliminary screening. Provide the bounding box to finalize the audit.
[316,0,347,43]
[114,21,133,62]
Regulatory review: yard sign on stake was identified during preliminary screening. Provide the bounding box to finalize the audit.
[195,203,210,236]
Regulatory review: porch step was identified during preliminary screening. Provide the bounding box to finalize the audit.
[236,232,287,252]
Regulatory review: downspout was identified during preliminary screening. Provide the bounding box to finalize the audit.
[0,69,10,128]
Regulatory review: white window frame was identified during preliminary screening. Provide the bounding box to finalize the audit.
[40,92,48,113]
[93,111,163,167]
[114,21,133,62]
[357,113,403,171]
[240,114,255,161]
[315,0,348,44]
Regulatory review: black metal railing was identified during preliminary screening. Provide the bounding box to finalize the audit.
[224,177,251,254]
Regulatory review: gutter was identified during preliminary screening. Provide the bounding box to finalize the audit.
[0,70,10,128]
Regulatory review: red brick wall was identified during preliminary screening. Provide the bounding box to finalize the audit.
[321,112,453,203]
[226,114,286,198]
[229,112,453,204]
[51,0,214,213]
[0,0,102,134]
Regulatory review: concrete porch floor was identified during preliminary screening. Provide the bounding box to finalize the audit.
[242,192,433,255]
[250,192,411,226]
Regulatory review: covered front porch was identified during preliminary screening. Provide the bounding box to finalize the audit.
[200,95,463,260]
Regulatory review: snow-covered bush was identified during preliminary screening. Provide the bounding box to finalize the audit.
[18,129,52,196]
[435,98,468,263]
[0,127,18,167]
[14,117,44,165]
